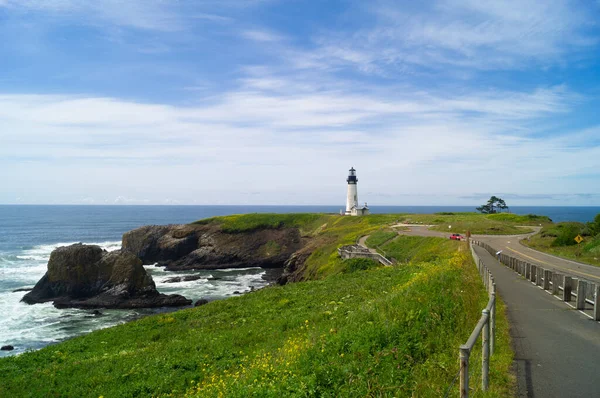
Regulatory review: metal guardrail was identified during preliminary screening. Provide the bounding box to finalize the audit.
[337,246,393,266]
[458,244,497,397]
[473,240,600,322]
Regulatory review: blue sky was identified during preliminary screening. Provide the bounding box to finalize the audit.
[1,0,600,206]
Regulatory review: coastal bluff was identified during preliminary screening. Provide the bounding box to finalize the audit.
[22,244,191,309]
[121,223,305,272]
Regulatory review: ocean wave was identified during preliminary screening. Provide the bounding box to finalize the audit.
[20,240,122,260]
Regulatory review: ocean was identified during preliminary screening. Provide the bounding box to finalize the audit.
[1,205,598,357]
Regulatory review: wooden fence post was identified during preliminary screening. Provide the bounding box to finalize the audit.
[460,346,469,398]
[482,309,490,392]
[490,286,496,356]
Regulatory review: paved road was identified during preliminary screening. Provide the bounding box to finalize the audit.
[395,225,600,397]
[478,233,600,284]
[474,245,600,397]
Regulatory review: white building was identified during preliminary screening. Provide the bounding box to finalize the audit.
[344,167,370,216]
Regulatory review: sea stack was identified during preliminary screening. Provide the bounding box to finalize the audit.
[22,243,191,309]
[344,167,369,216]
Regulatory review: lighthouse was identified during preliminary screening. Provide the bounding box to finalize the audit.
[344,167,369,216]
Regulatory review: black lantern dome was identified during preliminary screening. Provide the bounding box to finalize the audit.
[347,167,357,184]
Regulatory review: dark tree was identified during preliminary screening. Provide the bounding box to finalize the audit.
[476,196,509,214]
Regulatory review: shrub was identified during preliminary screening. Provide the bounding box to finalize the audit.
[343,258,380,272]
[552,223,584,246]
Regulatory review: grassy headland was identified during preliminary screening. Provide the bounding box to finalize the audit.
[399,212,551,235]
[0,213,515,397]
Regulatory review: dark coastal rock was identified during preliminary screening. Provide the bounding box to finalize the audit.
[278,245,316,285]
[121,225,198,265]
[22,244,191,309]
[1,345,14,351]
[122,223,304,271]
[194,299,209,307]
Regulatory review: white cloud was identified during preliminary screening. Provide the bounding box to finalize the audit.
[242,29,284,42]
[1,76,598,204]
[307,0,599,73]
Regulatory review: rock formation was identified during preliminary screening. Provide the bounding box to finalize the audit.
[122,223,304,271]
[22,244,191,309]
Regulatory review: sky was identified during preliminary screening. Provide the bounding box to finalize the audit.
[1,0,600,206]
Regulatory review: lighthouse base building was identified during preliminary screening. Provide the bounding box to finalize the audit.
[344,167,370,216]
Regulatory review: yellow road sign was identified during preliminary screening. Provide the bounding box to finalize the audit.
[575,235,583,244]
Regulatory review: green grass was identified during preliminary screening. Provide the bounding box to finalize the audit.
[380,236,461,263]
[398,213,547,235]
[342,258,380,272]
[364,230,398,248]
[191,213,327,234]
[0,239,513,397]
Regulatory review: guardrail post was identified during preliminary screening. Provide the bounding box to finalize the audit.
[530,265,537,283]
[577,280,587,310]
[552,273,561,295]
[526,263,531,279]
[543,270,551,290]
[460,346,470,398]
[594,284,600,321]
[563,276,572,301]
[536,267,543,287]
[520,261,525,276]
[482,309,490,392]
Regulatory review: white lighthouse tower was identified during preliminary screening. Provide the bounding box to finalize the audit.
[344,167,369,216]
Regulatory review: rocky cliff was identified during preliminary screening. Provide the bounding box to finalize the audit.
[121,223,305,271]
[22,244,191,309]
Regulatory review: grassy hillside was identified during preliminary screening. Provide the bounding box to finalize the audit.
[0,237,513,397]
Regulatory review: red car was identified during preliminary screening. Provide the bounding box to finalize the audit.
[449,233,463,241]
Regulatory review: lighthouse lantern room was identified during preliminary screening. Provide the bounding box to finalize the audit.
[344,167,369,216]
